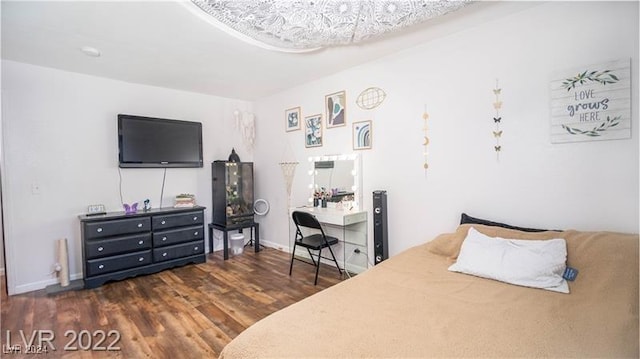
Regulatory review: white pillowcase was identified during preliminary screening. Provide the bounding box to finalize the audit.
[448,227,569,293]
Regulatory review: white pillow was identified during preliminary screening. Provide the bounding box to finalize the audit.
[448,227,569,293]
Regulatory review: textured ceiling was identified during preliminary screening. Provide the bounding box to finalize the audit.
[190,0,472,52]
[1,1,536,101]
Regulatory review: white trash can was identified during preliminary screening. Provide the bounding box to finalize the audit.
[230,233,245,255]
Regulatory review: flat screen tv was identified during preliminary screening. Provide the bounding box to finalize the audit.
[118,114,203,168]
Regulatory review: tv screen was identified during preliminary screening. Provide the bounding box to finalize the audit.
[118,114,203,168]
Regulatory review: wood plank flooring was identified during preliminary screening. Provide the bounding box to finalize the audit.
[0,248,344,358]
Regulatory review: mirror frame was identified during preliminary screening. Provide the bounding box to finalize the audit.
[307,153,362,210]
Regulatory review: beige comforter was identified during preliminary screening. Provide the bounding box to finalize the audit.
[220,224,639,358]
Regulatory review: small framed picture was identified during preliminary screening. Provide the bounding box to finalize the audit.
[352,120,372,150]
[305,114,323,148]
[285,107,301,132]
[325,91,346,128]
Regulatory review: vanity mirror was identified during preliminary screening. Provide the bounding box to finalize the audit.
[308,154,362,209]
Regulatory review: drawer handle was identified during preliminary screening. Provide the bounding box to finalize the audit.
[97,228,103,233]
[161,220,166,225]
[193,216,198,221]
[98,264,104,269]
[162,252,167,257]
[194,231,199,236]
[137,223,143,228]
[162,237,167,241]
[138,240,144,245]
[97,247,104,252]
[194,246,199,251]
[138,257,144,262]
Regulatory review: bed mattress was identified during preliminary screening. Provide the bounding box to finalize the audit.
[220,224,639,358]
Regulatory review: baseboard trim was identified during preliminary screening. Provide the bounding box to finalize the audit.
[210,238,290,254]
[258,239,291,253]
[13,273,83,295]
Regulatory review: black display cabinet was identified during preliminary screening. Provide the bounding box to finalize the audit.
[211,161,260,259]
[212,161,254,225]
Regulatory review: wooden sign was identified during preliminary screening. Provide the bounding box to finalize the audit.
[550,58,631,143]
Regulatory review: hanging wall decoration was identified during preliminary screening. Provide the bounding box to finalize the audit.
[492,80,503,161]
[325,91,346,128]
[233,110,256,151]
[356,87,387,110]
[550,58,630,143]
[422,106,429,171]
[279,161,298,211]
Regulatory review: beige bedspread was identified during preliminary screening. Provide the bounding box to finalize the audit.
[220,224,639,358]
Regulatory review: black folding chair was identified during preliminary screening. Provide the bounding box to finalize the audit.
[289,211,343,285]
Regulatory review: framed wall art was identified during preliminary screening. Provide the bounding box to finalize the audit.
[352,120,372,150]
[325,91,346,128]
[550,58,631,143]
[285,107,301,132]
[304,114,323,148]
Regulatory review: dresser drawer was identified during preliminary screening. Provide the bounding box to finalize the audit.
[153,240,204,263]
[152,211,204,231]
[84,217,151,239]
[86,250,152,277]
[153,225,203,247]
[85,233,152,259]
[152,211,203,230]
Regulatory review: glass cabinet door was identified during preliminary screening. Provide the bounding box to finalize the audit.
[212,161,255,226]
[225,162,254,223]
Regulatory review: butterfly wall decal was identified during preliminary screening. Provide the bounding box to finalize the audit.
[492,80,503,160]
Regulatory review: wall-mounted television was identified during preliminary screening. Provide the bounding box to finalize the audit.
[118,114,203,168]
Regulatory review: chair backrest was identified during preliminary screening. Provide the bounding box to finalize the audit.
[292,211,322,230]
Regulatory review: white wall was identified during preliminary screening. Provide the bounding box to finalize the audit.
[252,2,639,258]
[1,60,252,294]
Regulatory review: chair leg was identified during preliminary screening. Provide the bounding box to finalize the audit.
[306,248,317,266]
[314,248,322,285]
[289,242,297,276]
[326,244,343,275]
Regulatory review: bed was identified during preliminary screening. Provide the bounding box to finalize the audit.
[220,223,639,358]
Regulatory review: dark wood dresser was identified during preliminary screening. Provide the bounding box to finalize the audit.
[79,206,206,288]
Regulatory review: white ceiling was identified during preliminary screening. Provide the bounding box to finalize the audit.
[1,1,537,101]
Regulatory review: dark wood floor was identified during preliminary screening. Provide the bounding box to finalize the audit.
[0,248,344,358]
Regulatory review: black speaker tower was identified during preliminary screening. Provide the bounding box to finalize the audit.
[373,190,388,265]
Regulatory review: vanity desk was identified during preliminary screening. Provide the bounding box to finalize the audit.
[289,206,369,274]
